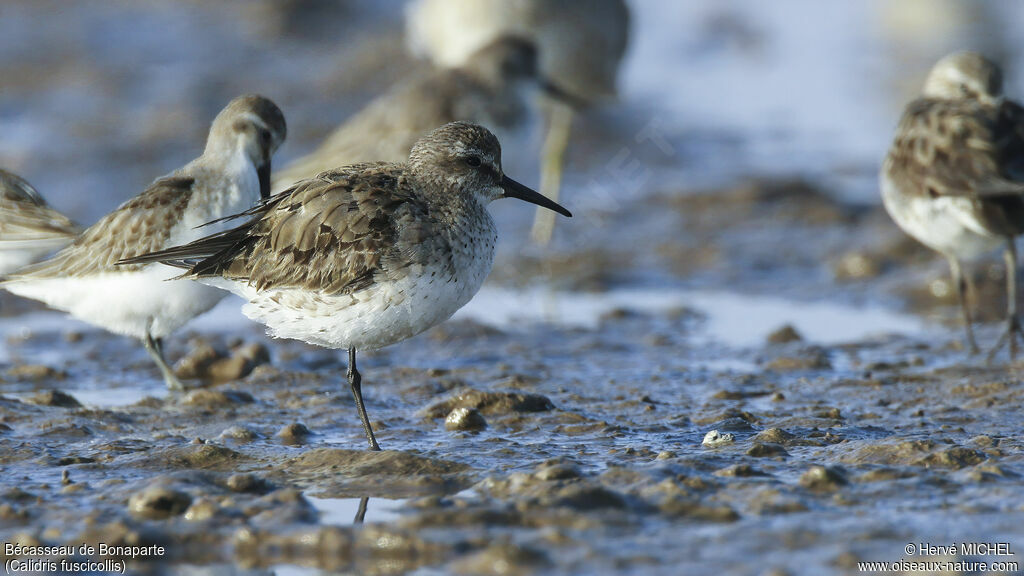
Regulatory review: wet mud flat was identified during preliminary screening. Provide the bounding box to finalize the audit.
[4,258,1024,574]
[5,1,1024,573]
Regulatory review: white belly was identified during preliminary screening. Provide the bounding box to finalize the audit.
[880,173,1002,260]
[4,265,226,339]
[207,255,492,351]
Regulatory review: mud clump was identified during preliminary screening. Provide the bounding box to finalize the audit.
[226,473,274,494]
[129,485,193,519]
[181,389,255,407]
[841,441,985,470]
[799,466,849,492]
[175,341,270,383]
[764,348,832,371]
[5,364,67,382]
[445,407,487,431]
[424,389,555,418]
[219,425,261,442]
[451,540,551,576]
[280,448,473,497]
[25,389,80,408]
[746,443,789,458]
[140,443,248,471]
[276,422,312,445]
[766,324,803,344]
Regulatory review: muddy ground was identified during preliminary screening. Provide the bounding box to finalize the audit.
[2,179,1024,575]
[4,1,1024,575]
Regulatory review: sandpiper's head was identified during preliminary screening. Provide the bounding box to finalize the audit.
[409,121,571,217]
[206,94,288,198]
[923,51,1003,106]
[463,36,538,86]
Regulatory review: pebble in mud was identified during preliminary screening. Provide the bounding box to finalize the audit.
[276,422,311,445]
[766,324,803,344]
[752,428,821,447]
[227,473,274,494]
[746,443,789,458]
[25,390,80,408]
[702,430,735,447]
[799,465,848,492]
[532,459,583,481]
[445,407,487,431]
[219,425,261,442]
[129,485,192,519]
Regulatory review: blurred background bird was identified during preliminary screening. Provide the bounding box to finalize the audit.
[272,36,541,193]
[881,52,1024,359]
[406,0,630,245]
[0,169,79,276]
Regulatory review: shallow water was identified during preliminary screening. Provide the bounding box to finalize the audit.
[456,286,926,347]
[3,1,1024,575]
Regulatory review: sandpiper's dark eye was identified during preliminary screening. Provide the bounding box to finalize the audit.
[465,155,482,167]
[259,128,272,144]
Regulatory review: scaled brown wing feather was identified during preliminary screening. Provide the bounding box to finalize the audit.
[133,164,438,297]
[10,176,195,278]
[0,202,79,242]
[121,191,294,270]
[0,172,79,241]
[889,99,1024,199]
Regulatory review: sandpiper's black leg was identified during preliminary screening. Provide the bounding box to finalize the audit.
[988,240,1024,362]
[143,329,185,391]
[348,348,380,451]
[947,256,980,354]
[354,496,369,524]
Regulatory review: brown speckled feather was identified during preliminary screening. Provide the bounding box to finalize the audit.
[887,98,1024,236]
[129,165,444,295]
[11,176,195,278]
[888,99,1024,198]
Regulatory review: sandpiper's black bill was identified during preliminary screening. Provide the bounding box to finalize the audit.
[258,162,272,199]
[501,175,572,217]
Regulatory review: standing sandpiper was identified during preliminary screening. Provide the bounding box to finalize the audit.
[4,95,287,389]
[272,36,539,193]
[881,52,1024,359]
[0,170,80,275]
[406,0,630,244]
[121,122,571,449]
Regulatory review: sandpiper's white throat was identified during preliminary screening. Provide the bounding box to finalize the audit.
[0,170,80,275]
[881,51,1024,359]
[122,122,572,449]
[3,95,287,389]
